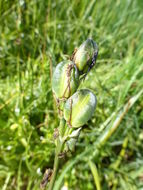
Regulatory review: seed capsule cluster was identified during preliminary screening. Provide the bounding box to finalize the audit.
[46,39,99,188]
[52,39,98,128]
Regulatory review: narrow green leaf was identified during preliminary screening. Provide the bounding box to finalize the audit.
[88,161,101,190]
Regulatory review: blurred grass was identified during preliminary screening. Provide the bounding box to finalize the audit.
[0,0,143,189]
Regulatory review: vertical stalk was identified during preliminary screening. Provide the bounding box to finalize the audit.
[48,118,65,190]
[48,141,62,190]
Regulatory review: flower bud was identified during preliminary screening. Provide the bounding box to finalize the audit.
[69,127,81,138]
[73,39,98,72]
[64,89,97,128]
[52,60,79,99]
[65,128,81,152]
[65,138,77,152]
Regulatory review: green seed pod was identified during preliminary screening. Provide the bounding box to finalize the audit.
[52,60,79,99]
[73,38,98,72]
[64,89,97,128]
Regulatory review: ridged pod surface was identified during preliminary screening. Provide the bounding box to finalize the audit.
[64,89,97,128]
[73,38,98,72]
[52,60,79,99]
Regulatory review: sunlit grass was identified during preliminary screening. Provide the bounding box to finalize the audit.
[0,0,143,189]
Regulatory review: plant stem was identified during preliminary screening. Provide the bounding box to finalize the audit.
[48,141,62,190]
[48,118,65,190]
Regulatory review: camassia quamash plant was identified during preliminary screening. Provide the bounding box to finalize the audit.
[40,39,98,190]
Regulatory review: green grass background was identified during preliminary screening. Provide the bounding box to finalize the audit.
[0,0,143,189]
